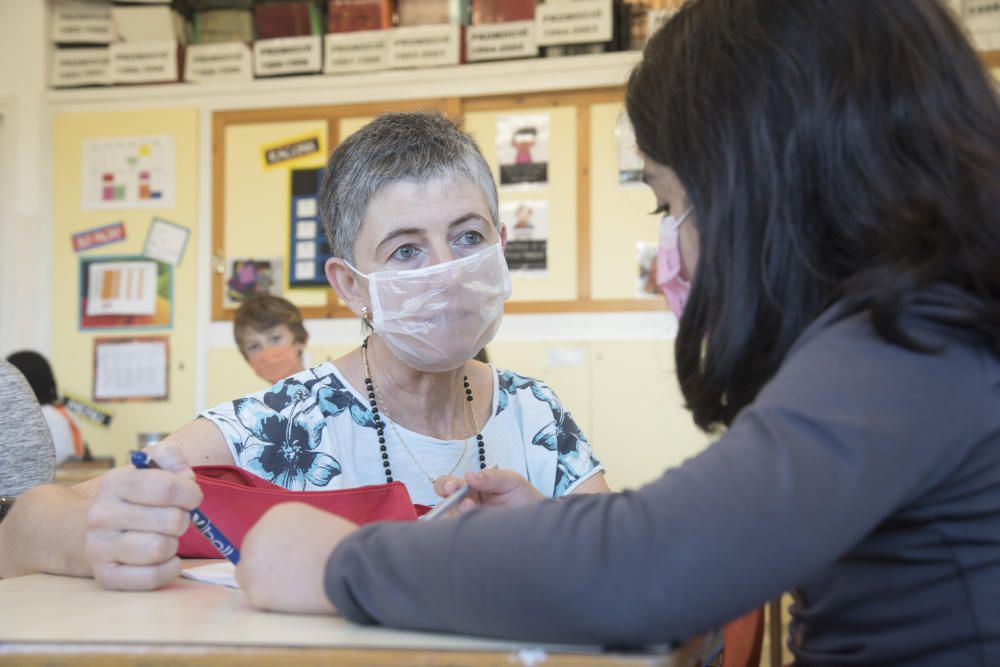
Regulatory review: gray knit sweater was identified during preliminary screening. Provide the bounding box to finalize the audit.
[0,360,55,496]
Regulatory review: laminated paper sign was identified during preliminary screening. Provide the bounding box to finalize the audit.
[324,30,390,74]
[964,0,1000,50]
[501,200,549,274]
[110,41,179,84]
[73,222,126,253]
[254,36,322,77]
[536,0,613,46]
[466,21,537,62]
[261,135,321,169]
[389,25,461,68]
[52,3,114,44]
[496,113,550,189]
[185,42,253,83]
[51,48,111,88]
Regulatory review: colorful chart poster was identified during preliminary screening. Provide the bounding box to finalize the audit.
[501,200,549,274]
[496,113,550,189]
[82,135,176,211]
[79,256,172,330]
[93,336,169,402]
[85,260,158,317]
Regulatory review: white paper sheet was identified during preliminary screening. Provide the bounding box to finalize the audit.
[181,562,239,589]
[93,338,168,401]
[143,217,190,266]
[86,260,158,317]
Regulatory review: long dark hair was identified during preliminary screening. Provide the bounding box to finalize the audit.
[626,0,1000,431]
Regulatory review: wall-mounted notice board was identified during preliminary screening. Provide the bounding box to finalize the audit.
[211,89,668,321]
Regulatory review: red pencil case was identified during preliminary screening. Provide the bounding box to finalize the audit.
[178,465,428,558]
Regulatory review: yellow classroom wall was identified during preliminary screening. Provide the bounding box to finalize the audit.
[223,121,329,311]
[49,96,713,488]
[51,109,199,466]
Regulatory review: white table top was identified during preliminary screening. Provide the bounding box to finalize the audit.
[0,570,675,665]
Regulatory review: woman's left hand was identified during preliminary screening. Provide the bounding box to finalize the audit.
[237,502,357,613]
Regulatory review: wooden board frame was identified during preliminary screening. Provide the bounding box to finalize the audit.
[210,87,669,322]
[212,48,1000,322]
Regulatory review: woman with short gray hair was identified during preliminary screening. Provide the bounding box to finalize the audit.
[0,111,608,590]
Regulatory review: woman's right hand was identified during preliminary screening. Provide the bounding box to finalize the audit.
[433,468,546,516]
[84,443,203,591]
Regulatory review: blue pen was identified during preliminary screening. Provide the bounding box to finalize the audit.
[130,450,241,564]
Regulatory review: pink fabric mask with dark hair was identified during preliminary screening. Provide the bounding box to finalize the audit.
[656,208,693,318]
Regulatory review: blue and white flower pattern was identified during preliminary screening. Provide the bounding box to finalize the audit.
[206,370,374,490]
[204,365,600,497]
[496,370,600,495]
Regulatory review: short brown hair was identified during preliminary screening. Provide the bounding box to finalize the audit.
[233,295,308,357]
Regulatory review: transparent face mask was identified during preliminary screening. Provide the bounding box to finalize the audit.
[348,243,512,373]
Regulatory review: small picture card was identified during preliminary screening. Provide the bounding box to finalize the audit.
[143,217,190,266]
[73,222,126,253]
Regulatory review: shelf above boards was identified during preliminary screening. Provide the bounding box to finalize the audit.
[47,48,1000,112]
[46,50,643,112]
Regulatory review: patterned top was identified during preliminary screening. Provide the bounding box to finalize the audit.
[201,362,603,506]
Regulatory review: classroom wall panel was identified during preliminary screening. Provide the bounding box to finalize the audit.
[464,106,579,302]
[223,120,329,310]
[589,102,660,300]
[589,339,710,491]
[51,109,199,465]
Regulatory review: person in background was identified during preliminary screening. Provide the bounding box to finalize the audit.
[0,360,55,522]
[233,294,309,385]
[230,2,1000,665]
[6,351,85,466]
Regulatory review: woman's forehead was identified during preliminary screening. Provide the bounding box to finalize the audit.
[364,177,491,226]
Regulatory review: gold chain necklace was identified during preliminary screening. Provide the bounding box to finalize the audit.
[361,338,484,485]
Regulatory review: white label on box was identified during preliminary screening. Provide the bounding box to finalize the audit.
[53,5,114,44]
[536,0,613,46]
[185,42,252,83]
[467,21,536,62]
[51,48,111,87]
[646,8,676,39]
[324,30,389,74]
[110,41,178,84]
[389,25,460,68]
[961,0,1000,50]
[254,36,322,77]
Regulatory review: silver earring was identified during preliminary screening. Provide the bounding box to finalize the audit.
[361,306,371,322]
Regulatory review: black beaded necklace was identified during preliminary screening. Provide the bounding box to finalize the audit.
[361,337,486,485]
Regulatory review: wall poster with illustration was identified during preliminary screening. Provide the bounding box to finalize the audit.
[502,200,549,275]
[496,113,551,189]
